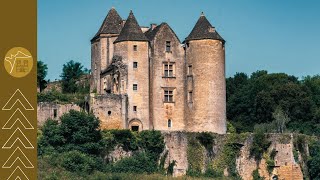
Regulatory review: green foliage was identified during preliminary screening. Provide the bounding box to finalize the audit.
[227,71,320,135]
[252,169,265,180]
[187,135,205,176]
[167,160,176,176]
[61,150,103,174]
[107,152,158,174]
[213,133,246,178]
[196,132,214,153]
[37,60,48,92]
[250,132,271,161]
[60,60,85,93]
[227,121,236,133]
[39,110,104,155]
[307,140,320,179]
[138,130,165,157]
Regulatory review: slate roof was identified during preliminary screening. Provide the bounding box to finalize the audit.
[92,8,123,41]
[145,23,181,43]
[185,13,225,43]
[114,10,148,43]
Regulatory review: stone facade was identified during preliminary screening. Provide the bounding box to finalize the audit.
[37,102,81,126]
[91,8,226,133]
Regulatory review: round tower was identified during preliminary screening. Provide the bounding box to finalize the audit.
[185,13,226,134]
[113,10,150,131]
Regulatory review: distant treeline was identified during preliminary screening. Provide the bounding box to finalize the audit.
[227,70,320,135]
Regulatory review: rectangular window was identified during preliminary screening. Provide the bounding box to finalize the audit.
[133,84,138,91]
[133,62,138,68]
[164,63,174,77]
[133,45,137,51]
[166,41,171,52]
[188,65,192,75]
[133,106,137,112]
[188,91,193,103]
[53,109,57,118]
[164,90,173,102]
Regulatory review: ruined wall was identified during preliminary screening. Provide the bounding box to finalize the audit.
[185,39,226,134]
[114,41,150,131]
[37,102,81,126]
[236,134,303,180]
[90,93,126,129]
[150,24,185,131]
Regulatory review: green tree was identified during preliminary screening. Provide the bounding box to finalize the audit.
[39,110,104,155]
[37,61,48,92]
[60,60,84,93]
[272,106,290,133]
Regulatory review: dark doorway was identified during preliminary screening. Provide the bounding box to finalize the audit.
[131,126,139,132]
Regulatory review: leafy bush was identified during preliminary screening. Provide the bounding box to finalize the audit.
[250,132,271,161]
[307,140,320,179]
[39,110,104,155]
[196,132,214,153]
[61,150,103,174]
[252,169,265,180]
[107,152,158,174]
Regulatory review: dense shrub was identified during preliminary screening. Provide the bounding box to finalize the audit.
[39,110,104,155]
[252,169,265,180]
[61,150,103,174]
[107,152,158,174]
[307,140,320,179]
[250,132,271,161]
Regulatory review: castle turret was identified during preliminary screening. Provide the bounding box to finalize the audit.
[185,13,226,134]
[113,11,150,131]
[91,7,122,93]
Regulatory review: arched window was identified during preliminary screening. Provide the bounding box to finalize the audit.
[168,119,172,128]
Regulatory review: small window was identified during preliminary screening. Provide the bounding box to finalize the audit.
[166,41,171,52]
[168,119,172,128]
[108,111,111,115]
[131,126,139,131]
[164,90,173,102]
[133,62,138,68]
[53,109,57,118]
[188,65,192,75]
[133,45,137,51]
[188,91,193,103]
[133,106,137,112]
[133,84,138,91]
[164,63,173,77]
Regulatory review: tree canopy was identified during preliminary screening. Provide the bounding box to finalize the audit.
[37,61,48,92]
[60,60,85,93]
[227,70,320,135]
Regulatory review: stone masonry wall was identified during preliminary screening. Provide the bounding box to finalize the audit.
[114,41,150,131]
[37,102,81,126]
[150,24,185,131]
[90,93,125,129]
[185,39,226,134]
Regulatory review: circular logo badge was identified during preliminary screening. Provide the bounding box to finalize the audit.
[4,47,33,78]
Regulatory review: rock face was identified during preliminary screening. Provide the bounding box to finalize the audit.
[37,102,81,126]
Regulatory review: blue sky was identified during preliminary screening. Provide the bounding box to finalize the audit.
[38,0,320,80]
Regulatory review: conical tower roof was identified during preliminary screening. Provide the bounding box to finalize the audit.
[186,13,225,43]
[93,7,123,39]
[114,10,148,43]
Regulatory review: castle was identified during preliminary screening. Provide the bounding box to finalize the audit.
[90,8,226,134]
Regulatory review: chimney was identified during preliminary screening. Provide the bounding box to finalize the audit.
[150,23,157,30]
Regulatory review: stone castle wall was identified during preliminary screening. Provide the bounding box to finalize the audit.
[90,93,126,129]
[185,39,226,134]
[114,41,150,131]
[37,102,81,126]
[150,24,185,131]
